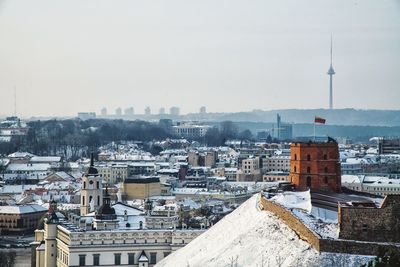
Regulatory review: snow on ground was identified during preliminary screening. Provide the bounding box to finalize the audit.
[270,190,312,212]
[156,194,372,267]
[292,209,338,239]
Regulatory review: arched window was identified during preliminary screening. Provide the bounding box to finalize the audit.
[89,195,93,204]
[324,167,328,173]
[307,167,311,173]
[294,166,297,172]
[97,195,100,206]
[307,154,311,161]
[294,154,297,160]
[83,181,86,189]
[324,154,328,160]
[97,181,100,189]
[82,196,85,206]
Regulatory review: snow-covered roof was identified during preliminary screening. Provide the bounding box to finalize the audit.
[6,163,51,172]
[0,204,47,214]
[30,156,61,163]
[341,175,361,184]
[7,152,35,158]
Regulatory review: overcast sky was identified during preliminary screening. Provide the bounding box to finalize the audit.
[0,0,399,117]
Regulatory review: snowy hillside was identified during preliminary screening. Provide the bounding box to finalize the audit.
[157,194,372,267]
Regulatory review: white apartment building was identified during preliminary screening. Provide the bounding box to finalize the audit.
[262,155,290,173]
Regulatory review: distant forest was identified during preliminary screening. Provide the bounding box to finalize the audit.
[0,119,252,159]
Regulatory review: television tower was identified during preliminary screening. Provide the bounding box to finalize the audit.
[327,35,335,110]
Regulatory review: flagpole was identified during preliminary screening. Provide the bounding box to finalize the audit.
[313,119,316,141]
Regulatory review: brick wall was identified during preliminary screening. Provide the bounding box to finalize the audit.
[289,141,341,193]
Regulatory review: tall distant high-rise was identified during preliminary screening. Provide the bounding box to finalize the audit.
[115,107,122,116]
[145,106,151,115]
[159,107,166,115]
[100,107,107,116]
[199,106,206,114]
[327,35,335,110]
[124,107,134,116]
[170,106,180,116]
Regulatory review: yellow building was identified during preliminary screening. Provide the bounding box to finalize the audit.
[123,177,161,200]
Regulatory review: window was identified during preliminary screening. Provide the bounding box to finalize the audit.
[97,195,100,206]
[93,254,100,266]
[163,252,170,258]
[83,181,86,189]
[294,166,296,172]
[307,167,311,173]
[306,176,311,187]
[294,154,297,160]
[82,196,85,206]
[324,167,328,173]
[324,154,328,160]
[128,253,135,265]
[150,252,157,264]
[114,253,121,265]
[324,177,328,184]
[79,255,86,266]
[96,181,100,189]
[307,154,311,161]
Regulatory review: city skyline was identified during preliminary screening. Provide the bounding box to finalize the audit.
[0,0,399,117]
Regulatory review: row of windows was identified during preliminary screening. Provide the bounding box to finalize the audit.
[57,248,69,265]
[79,238,174,245]
[293,154,328,161]
[78,251,169,266]
[293,166,330,173]
[305,176,329,186]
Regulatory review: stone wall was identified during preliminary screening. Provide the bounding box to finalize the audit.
[259,197,321,250]
[339,195,400,243]
[259,196,400,255]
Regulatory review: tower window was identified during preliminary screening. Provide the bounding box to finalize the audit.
[324,154,328,160]
[294,166,296,172]
[96,181,100,189]
[82,196,85,206]
[306,176,311,187]
[307,167,311,173]
[324,167,328,173]
[307,155,311,161]
[83,182,86,189]
[294,154,297,160]
[324,176,328,183]
[97,196,100,206]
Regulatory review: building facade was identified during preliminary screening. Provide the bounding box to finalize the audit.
[289,139,341,192]
[31,159,204,267]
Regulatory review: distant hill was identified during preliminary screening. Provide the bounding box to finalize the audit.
[94,108,400,127]
[184,109,400,126]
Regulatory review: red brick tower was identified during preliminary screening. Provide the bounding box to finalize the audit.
[289,139,341,192]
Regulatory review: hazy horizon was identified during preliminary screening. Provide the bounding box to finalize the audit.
[0,0,399,117]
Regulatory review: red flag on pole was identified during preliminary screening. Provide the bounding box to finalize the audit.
[314,116,326,124]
